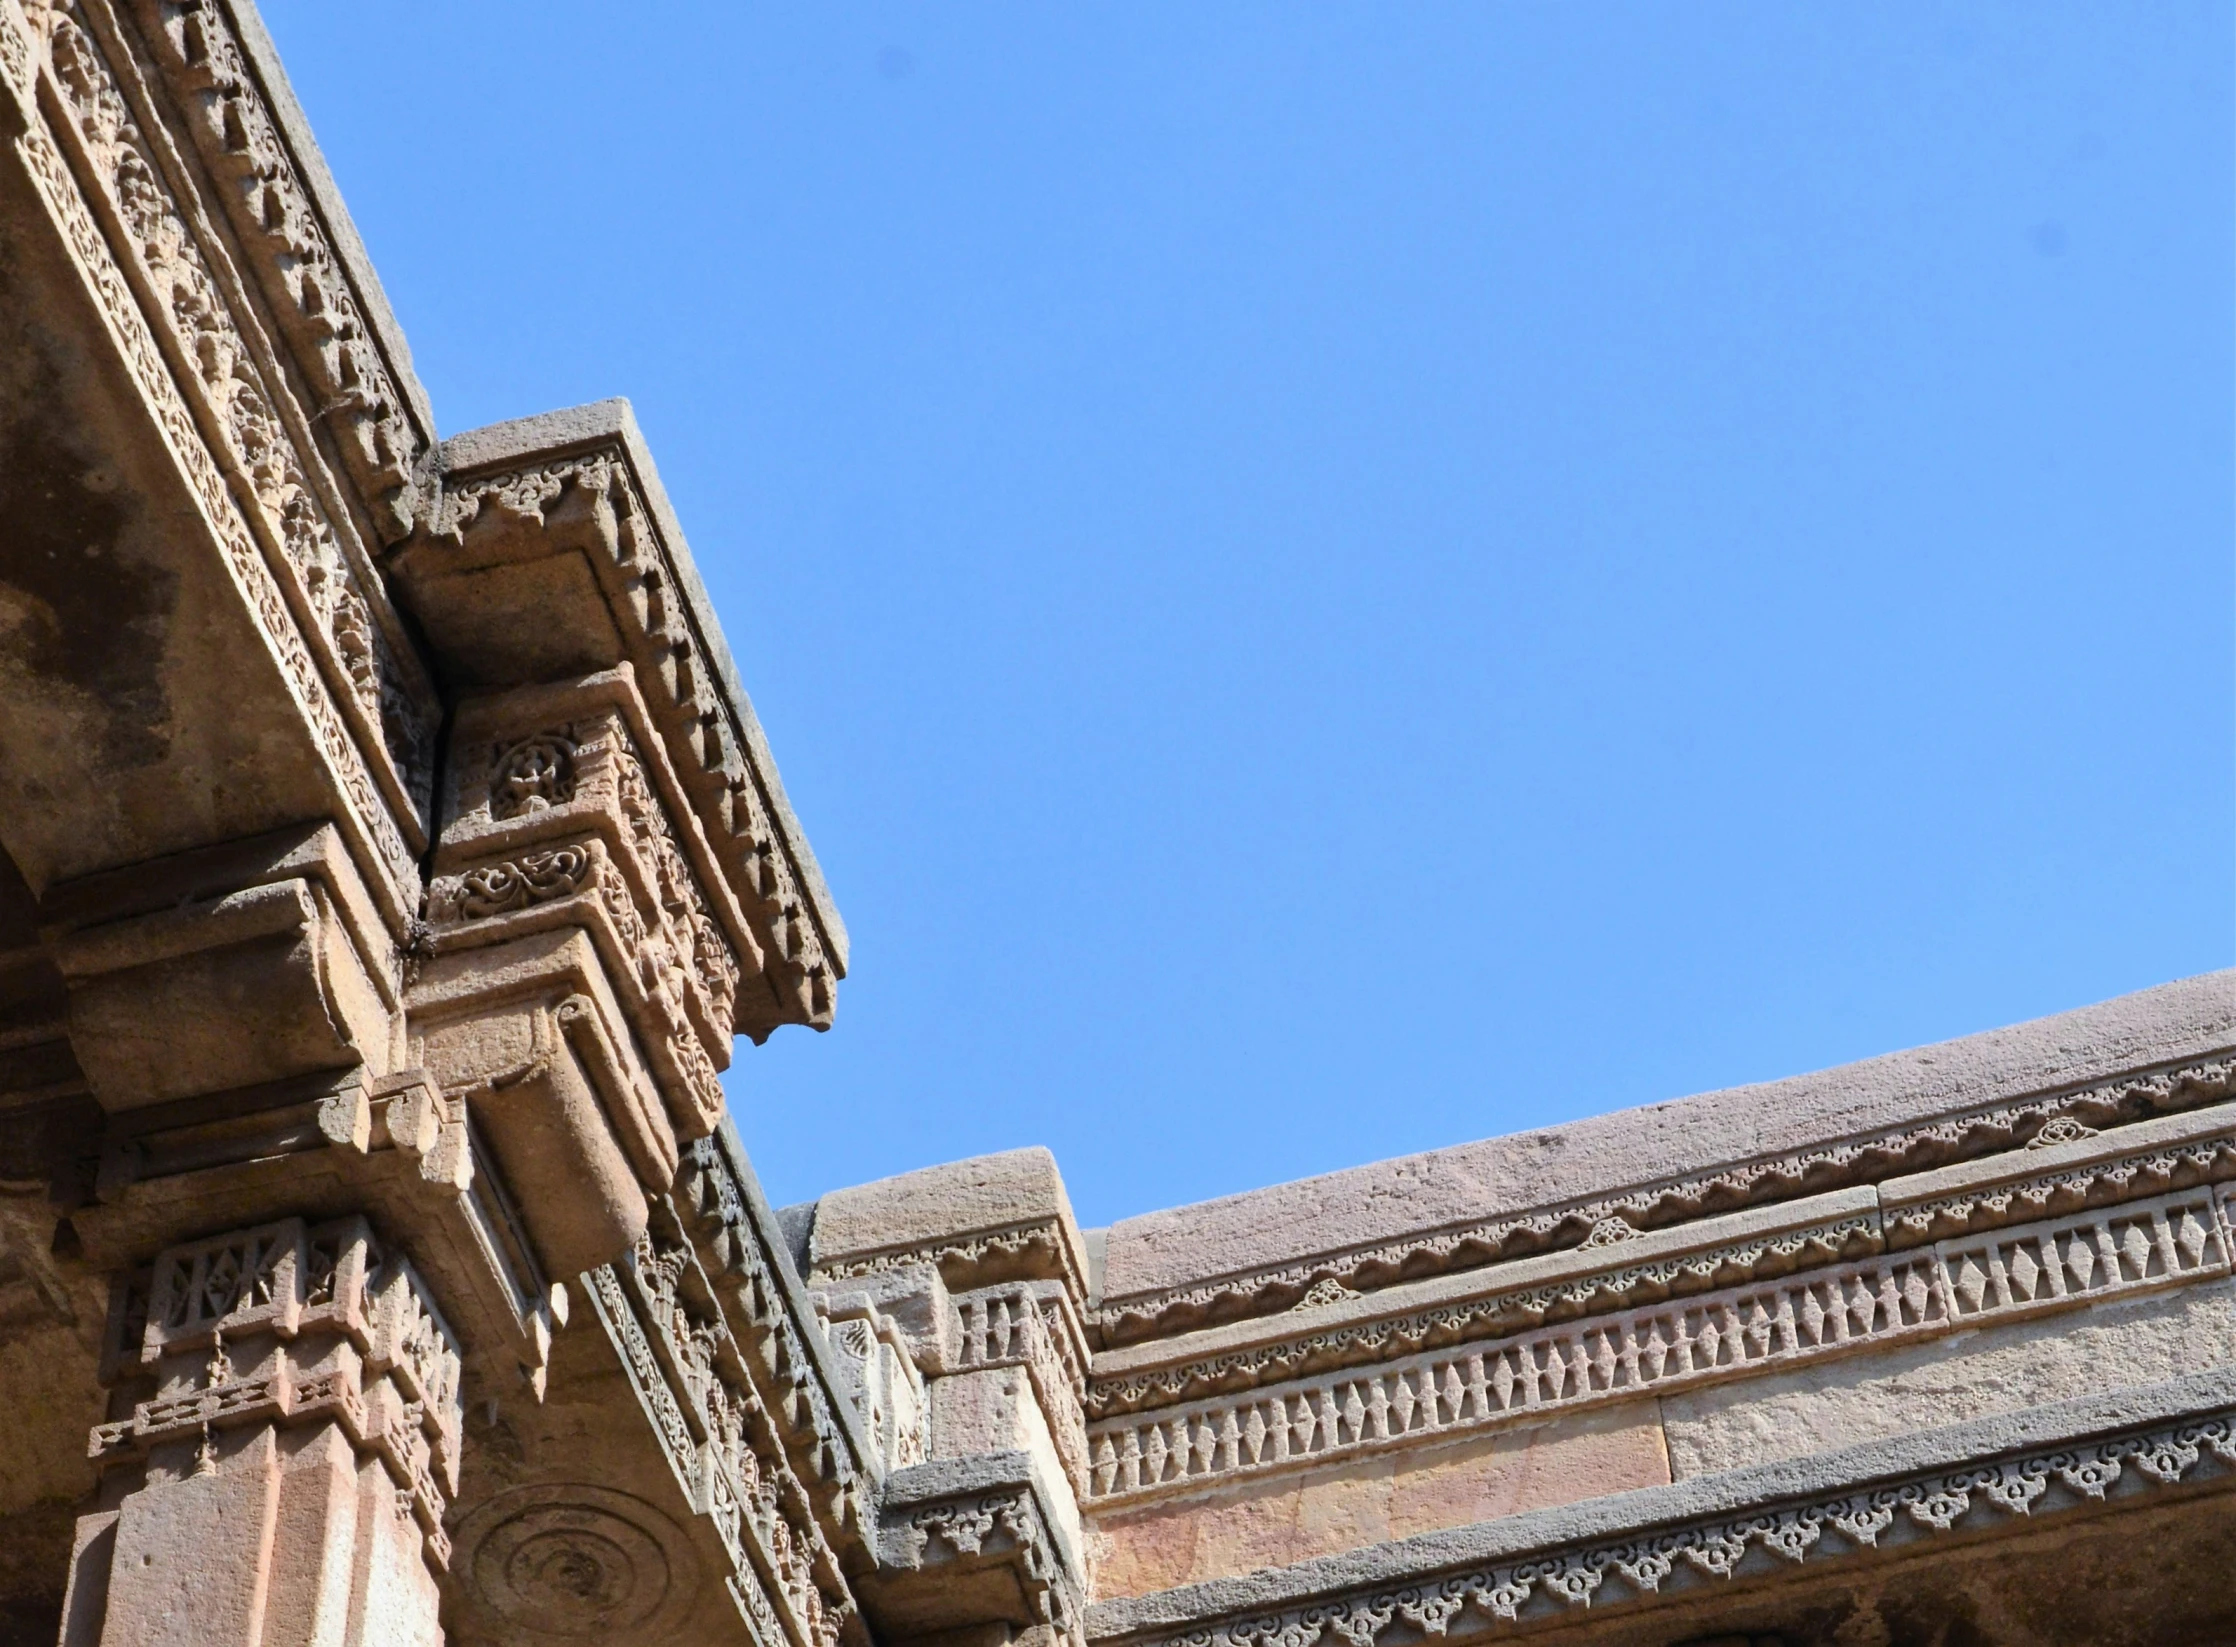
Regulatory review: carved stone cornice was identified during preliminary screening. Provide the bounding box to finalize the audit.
[673,1129,881,1519]
[74,1061,563,1397]
[817,1218,1093,1306]
[389,403,846,1039]
[1087,1373,2236,1647]
[0,0,436,915]
[868,1453,1088,1647]
[1093,1053,2236,1345]
[428,668,761,1139]
[1085,1184,2234,1505]
[125,0,433,540]
[1087,1191,1884,1422]
[1882,1098,2236,1248]
[586,1194,868,1647]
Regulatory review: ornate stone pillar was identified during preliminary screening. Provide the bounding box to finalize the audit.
[60,1216,462,1647]
[805,1148,1094,1647]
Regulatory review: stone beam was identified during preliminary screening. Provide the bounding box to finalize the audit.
[388,401,846,1040]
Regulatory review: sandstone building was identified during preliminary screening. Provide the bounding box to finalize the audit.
[0,3,2230,1643]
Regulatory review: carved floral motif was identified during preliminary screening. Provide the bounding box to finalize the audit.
[490,732,576,818]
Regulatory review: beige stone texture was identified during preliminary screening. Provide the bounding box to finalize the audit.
[1099,972,2236,1319]
[933,1365,1086,1555]
[1661,1273,2236,1478]
[1,0,2232,1641]
[1086,1399,1671,1600]
[813,1146,1089,1286]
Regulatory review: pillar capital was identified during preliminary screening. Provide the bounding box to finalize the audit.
[63,1215,463,1647]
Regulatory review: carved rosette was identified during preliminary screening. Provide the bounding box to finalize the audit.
[426,670,758,1139]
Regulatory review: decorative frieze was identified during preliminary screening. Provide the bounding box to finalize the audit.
[1093,1407,2236,1647]
[1086,1188,2234,1505]
[1089,1199,1883,1422]
[91,1217,462,1537]
[4,0,428,906]
[132,0,430,540]
[399,427,845,1039]
[587,1207,866,1647]
[1094,1054,2236,1344]
[817,1217,1092,1304]
[674,1133,879,1526]
[40,0,437,807]
[1884,1102,2236,1249]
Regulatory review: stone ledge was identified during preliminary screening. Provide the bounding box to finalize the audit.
[871,1452,1089,1647]
[1085,1366,2236,1645]
[1096,972,2236,1342]
[403,397,846,1034]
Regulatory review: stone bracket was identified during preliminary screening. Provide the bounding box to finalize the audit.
[869,1453,1087,1647]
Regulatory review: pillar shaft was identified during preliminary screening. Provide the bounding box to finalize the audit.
[60,1217,461,1647]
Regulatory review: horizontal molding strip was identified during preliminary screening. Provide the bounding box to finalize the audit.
[1086,1184,2235,1505]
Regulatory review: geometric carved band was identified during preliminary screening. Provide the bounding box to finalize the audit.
[91,1216,463,1564]
[1094,1405,2236,1647]
[1087,1187,2234,1503]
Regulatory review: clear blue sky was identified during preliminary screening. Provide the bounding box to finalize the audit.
[263,3,2233,1227]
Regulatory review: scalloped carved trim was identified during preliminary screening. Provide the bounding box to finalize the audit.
[1094,1056,2236,1345]
[1086,1187,2234,1504]
[1100,1409,2236,1647]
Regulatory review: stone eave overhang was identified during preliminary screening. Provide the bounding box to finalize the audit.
[1094,971,2236,1344]
[388,398,846,1038]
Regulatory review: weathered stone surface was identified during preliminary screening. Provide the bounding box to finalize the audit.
[1099,973,2236,1337]
[0,3,2228,1643]
[813,1146,1092,1297]
[1088,1401,1671,1600]
[1660,1274,2236,1478]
